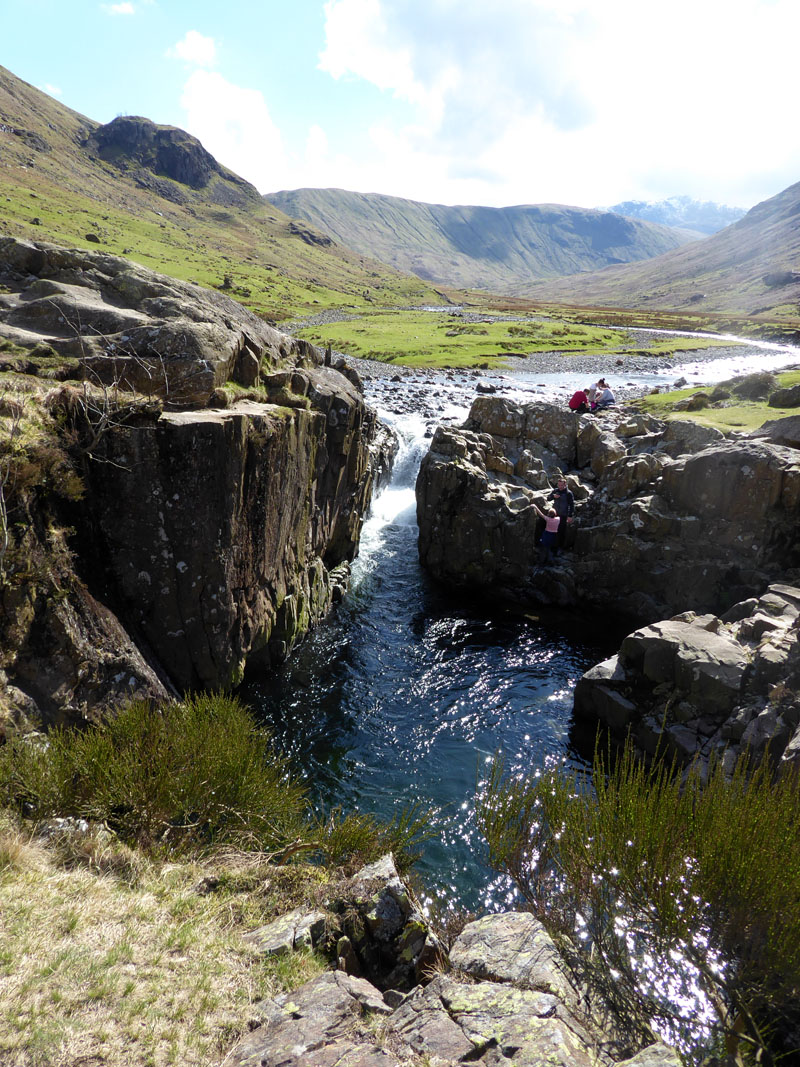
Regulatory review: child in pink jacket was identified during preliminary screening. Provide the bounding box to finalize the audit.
[531,502,560,564]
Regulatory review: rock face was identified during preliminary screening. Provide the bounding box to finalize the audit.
[226,856,681,1067]
[416,396,800,621]
[88,115,246,192]
[0,238,382,726]
[574,584,800,770]
[0,236,305,406]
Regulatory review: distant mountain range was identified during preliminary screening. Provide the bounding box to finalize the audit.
[527,181,800,320]
[1,63,797,330]
[608,196,745,235]
[266,188,698,293]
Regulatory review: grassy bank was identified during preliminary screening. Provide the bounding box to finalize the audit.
[294,306,741,369]
[633,368,800,432]
[0,825,327,1067]
[0,694,430,1066]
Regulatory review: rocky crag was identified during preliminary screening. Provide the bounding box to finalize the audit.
[416,394,800,622]
[224,853,680,1067]
[416,392,800,766]
[576,584,800,770]
[0,237,392,733]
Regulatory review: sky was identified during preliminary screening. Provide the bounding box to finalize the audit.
[2,0,799,212]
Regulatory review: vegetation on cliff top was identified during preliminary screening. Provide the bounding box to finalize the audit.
[0,694,431,1064]
[0,815,329,1067]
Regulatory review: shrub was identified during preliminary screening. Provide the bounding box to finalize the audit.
[0,694,309,855]
[313,804,431,874]
[476,745,800,1064]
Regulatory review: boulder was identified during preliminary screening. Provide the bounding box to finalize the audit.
[449,912,576,1005]
[620,621,748,715]
[729,371,779,399]
[224,971,394,1067]
[751,414,800,449]
[242,908,327,957]
[0,236,309,407]
[658,419,724,458]
[768,383,800,408]
[574,585,800,769]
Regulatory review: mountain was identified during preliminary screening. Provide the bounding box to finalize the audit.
[609,196,745,235]
[525,180,800,324]
[266,188,699,293]
[0,66,439,321]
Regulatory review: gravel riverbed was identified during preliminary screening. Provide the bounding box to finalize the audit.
[278,309,798,420]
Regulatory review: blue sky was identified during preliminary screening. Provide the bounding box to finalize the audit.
[2,0,799,211]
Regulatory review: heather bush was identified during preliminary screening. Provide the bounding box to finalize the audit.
[477,745,800,1064]
[0,694,308,854]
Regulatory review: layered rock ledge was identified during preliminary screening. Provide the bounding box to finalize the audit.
[225,854,680,1067]
[0,238,390,729]
[575,584,800,770]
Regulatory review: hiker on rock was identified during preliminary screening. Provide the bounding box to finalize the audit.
[549,477,574,551]
[531,501,560,564]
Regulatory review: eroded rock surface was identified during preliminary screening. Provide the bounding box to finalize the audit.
[0,235,318,406]
[0,238,384,723]
[225,859,681,1067]
[575,584,800,768]
[416,396,800,621]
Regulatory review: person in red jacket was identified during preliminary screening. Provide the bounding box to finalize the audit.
[568,389,589,413]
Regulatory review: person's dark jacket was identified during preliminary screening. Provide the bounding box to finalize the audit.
[550,486,575,519]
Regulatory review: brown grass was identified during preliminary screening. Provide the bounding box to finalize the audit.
[0,823,328,1067]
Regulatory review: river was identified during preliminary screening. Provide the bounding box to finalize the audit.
[242,332,800,914]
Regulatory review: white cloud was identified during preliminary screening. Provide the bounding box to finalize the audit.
[167,30,218,68]
[39,83,63,98]
[179,70,289,191]
[102,2,135,14]
[316,0,800,208]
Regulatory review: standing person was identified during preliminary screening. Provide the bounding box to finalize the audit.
[531,502,560,564]
[550,476,574,552]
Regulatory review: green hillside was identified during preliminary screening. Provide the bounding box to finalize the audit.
[266,187,699,292]
[0,66,442,322]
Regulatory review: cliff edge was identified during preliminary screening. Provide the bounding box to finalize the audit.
[0,237,389,732]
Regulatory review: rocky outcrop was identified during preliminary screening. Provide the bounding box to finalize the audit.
[0,238,383,725]
[87,115,253,194]
[0,236,306,406]
[225,856,681,1067]
[574,584,800,770]
[416,396,800,621]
